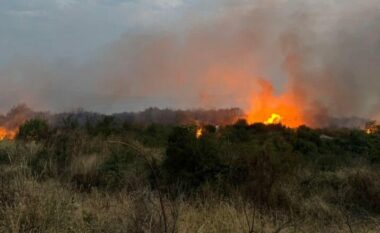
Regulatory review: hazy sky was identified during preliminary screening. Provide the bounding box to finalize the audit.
[1,0,380,122]
[0,0,187,64]
[0,0,194,112]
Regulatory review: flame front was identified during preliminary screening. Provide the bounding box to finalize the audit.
[246,79,305,127]
[0,127,17,141]
[264,113,282,125]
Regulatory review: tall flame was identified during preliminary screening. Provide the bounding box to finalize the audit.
[246,79,305,127]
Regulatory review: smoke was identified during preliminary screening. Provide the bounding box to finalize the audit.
[0,104,36,130]
[1,0,380,127]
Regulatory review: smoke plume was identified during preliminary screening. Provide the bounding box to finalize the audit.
[1,0,380,127]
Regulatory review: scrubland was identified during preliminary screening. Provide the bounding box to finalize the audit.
[1,118,380,232]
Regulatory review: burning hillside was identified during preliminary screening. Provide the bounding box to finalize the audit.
[0,106,245,141]
[0,103,374,142]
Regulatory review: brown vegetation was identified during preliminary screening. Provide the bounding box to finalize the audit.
[1,119,380,232]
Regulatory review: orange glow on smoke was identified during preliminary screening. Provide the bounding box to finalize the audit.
[246,79,305,128]
[0,127,17,141]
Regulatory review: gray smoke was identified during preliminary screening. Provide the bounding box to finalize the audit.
[0,104,37,130]
[0,0,379,127]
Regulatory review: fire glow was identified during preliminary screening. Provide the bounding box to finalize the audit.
[196,128,203,139]
[246,80,306,128]
[0,127,17,141]
[264,113,282,125]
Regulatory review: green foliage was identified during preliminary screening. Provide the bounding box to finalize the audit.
[368,133,380,162]
[17,118,50,142]
[29,149,56,179]
[85,116,120,137]
[137,124,173,147]
[14,117,380,216]
[228,139,300,207]
[53,133,72,173]
[224,119,251,142]
[162,126,224,191]
[97,149,145,191]
[294,125,320,155]
[0,149,9,165]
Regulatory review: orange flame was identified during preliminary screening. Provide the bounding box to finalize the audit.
[0,127,17,141]
[365,122,377,134]
[196,128,203,139]
[246,79,305,127]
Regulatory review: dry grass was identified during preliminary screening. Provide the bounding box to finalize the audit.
[1,141,380,233]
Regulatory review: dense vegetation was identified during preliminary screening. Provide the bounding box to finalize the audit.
[1,117,380,232]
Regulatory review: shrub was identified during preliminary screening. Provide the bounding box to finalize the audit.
[0,148,10,165]
[137,124,172,147]
[162,126,224,191]
[29,149,57,180]
[97,148,148,191]
[17,118,50,142]
[294,125,320,155]
[225,119,251,142]
[344,169,380,213]
[228,139,300,208]
[91,116,121,136]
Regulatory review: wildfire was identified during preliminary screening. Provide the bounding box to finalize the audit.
[0,127,17,141]
[264,113,282,125]
[246,79,305,127]
[365,121,378,134]
[196,128,203,139]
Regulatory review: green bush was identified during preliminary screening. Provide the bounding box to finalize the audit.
[96,149,147,191]
[17,118,50,142]
[29,149,56,179]
[137,124,172,147]
[162,126,224,191]
[0,148,10,165]
[229,145,300,207]
[89,116,121,136]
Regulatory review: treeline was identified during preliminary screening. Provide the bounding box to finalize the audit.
[1,104,371,132]
[0,104,245,131]
[52,107,244,127]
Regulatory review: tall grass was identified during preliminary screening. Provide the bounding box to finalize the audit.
[2,120,380,232]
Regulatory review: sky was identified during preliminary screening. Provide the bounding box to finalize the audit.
[0,0,187,64]
[0,0,193,112]
[1,0,380,123]
[0,0,257,113]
